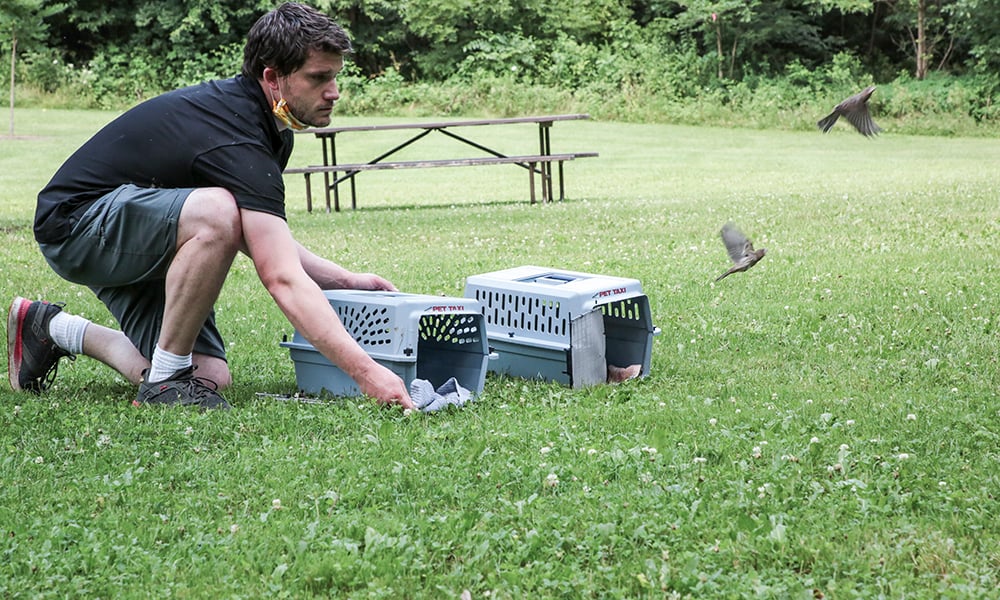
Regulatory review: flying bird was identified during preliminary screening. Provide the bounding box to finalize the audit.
[817,86,882,137]
[716,222,766,282]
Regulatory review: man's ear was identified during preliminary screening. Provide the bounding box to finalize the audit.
[262,67,281,92]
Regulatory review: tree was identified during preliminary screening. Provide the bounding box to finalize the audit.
[880,0,952,79]
[1,0,61,136]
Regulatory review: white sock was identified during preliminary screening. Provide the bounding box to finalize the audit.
[147,345,192,383]
[47,312,90,355]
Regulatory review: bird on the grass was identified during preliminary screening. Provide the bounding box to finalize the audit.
[817,85,882,137]
[716,222,766,282]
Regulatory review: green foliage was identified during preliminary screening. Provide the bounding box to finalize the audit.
[17,47,67,93]
[947,0,1000,73]
[0,0,64,53]
[4,0,998,131]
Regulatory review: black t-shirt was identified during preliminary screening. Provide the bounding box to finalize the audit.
[35,75,293,243]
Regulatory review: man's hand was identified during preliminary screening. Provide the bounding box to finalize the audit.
[357,362,414,410]
[350,272,398,292]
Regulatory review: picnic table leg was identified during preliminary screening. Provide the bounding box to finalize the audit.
[558,161,566,201]
[350,174,358,210]
[539,122,554,202]
[541,162,550,203]
[323,136,333,213]
[332,170,340,212]
[529,161,537,204]
[304,173,313,213]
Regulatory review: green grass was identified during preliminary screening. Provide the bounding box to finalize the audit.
[1,109,999,598]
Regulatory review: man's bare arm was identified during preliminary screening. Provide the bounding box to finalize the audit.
[241,209,412,408]
[295,241,398,292]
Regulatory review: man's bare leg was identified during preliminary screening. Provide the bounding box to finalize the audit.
[157,188,241,356]
[80,325,230,388]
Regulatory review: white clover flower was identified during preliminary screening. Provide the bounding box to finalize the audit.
[230,524,240,534]
[810,436,820,444]
[153,451,161,458]
[708,418,718,426]
[693,457,707,464]
[544,473,559,487]
[34,456,44,464]
[272,498,282,510]
[906,413,917,421]
[897,453,911,460]
[539,446,551,455]
[587,448,598,456]
[184,426,194,436]
[839,444,850,451]
[642,446,658,455]
[845,419,855,426]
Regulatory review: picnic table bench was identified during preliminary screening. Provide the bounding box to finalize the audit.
[284,114,598,212]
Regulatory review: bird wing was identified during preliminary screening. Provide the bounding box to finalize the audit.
[821,86,880,135]
[841,86,880,137]
[842,106,881,137]
[720,223,753,263]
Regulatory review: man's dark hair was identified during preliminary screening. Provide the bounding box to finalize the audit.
[242,2,352,79]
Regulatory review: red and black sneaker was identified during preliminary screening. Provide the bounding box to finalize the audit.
[7,297,76,394]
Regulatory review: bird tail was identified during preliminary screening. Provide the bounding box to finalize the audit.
[817,112,839,133]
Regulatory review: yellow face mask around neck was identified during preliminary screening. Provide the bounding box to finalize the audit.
[272,97,309,131]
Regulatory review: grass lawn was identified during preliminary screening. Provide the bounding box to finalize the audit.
[1,108,999,598]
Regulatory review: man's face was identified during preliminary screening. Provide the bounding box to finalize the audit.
[274,50,344,128]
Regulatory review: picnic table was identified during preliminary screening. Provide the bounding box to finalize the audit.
[284,114,598,212]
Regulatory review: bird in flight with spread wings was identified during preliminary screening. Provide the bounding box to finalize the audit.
[817,86,882,137]
[716,222,766,282]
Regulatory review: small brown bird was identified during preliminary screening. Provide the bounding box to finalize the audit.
[716,222,766,282]
[817,85,882,137]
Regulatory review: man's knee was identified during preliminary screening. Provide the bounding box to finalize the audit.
[180,188,242,249]
[193,354,232,390]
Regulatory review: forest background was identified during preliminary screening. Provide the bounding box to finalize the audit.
[2,0,999,136]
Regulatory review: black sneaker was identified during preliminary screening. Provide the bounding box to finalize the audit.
[7,297,76,394]
[133,366,231,410]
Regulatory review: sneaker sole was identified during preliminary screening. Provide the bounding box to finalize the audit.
[7,296,29,391]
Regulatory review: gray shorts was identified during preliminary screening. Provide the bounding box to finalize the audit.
[39,184,226,361]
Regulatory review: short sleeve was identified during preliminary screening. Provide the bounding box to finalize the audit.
[193,143,287,219]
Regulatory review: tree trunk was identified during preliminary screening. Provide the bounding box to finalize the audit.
[916,0,927,80]
[8,30,15,137]
[714,19,723,79]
